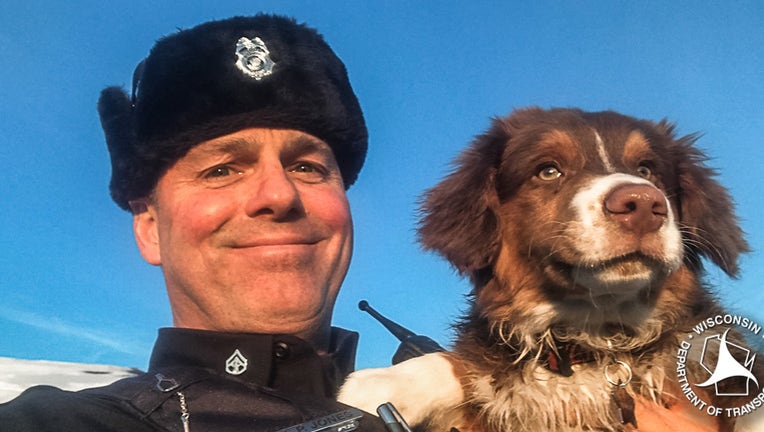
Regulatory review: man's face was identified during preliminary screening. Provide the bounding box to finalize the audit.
[133,128,353,338]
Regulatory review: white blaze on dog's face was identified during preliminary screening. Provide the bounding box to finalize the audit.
[567,166,683,297]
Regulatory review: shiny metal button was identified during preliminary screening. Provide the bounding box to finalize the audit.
[274,341,290,360]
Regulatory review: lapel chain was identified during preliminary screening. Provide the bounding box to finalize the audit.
[177,391,190,432]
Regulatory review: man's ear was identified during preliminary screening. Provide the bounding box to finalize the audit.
[132,203,162,266]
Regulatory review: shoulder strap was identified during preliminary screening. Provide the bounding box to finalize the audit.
[84,366,213,417]
[84,368,389,432]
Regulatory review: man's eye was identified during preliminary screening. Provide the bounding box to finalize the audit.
[204,166,242,178]
[288,162,328,180]
[291,163,317,173]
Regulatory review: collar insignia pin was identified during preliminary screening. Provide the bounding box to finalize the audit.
[234,36,275,80]
[225,349,248,375]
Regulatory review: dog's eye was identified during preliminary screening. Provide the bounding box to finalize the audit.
[538,165,563,181]
[636,165,652,178]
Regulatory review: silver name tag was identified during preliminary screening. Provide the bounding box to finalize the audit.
[276,408,363,432]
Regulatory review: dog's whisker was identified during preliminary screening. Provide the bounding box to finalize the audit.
[527,221,571,260]
[677,223,734,271]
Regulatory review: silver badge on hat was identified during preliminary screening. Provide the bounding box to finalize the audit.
[234,36,275,80]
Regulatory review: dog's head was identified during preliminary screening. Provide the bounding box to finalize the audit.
[419,107,747,342]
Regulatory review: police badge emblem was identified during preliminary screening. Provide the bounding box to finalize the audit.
[234,36,275,80]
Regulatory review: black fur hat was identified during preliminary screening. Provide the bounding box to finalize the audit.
[99,14,367,210]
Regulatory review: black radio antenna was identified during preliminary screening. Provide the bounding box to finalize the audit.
[358,300,416,341]
[358,300,444,364]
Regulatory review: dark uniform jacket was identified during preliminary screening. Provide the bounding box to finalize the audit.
[0,327,388,431]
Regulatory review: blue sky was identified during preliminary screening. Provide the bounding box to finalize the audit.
[1,1,763,370]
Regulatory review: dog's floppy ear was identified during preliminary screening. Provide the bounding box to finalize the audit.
[417,119,507,274]
[667,123,749,277]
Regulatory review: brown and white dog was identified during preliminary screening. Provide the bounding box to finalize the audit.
[339,108,764,431]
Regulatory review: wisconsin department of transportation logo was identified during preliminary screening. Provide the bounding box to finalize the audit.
[676,314,764,418]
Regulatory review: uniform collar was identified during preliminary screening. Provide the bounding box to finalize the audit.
[148,327,359,397]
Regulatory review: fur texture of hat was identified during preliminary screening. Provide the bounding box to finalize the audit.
[99,14,367,210]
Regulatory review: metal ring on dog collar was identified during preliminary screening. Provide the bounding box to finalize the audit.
[604,360,632,387]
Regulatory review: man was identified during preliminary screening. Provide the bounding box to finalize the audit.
[0,14,388,431]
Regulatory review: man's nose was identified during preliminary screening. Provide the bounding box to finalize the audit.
[243,162,303,219]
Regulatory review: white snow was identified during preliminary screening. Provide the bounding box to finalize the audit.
[0,356,139,403]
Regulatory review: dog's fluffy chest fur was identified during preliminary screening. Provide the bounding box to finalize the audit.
[454,345,669,431]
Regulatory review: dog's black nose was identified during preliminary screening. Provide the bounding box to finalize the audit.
[604,183,668,235]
